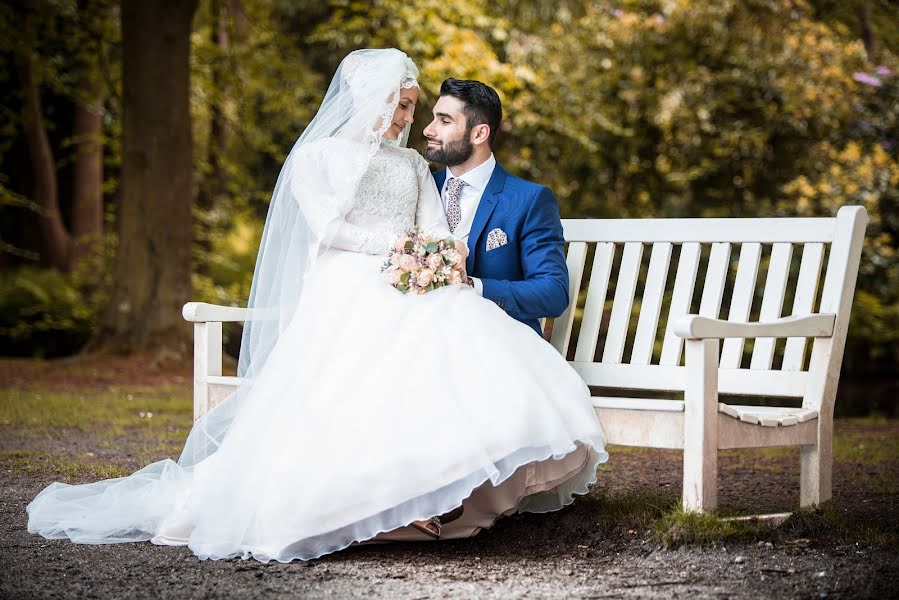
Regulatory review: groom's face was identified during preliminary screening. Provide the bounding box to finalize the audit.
[423,96,474,166]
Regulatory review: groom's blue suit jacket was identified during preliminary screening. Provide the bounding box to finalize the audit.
[433,164,569,336]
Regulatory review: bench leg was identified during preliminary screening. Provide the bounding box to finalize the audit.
[683,339,719,513]
[193,321,222,422]
[800,419,833,507]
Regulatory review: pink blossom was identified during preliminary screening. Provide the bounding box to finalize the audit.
[386,269,401,284]
[853,72,882,87]
[417,269,434,287]
[394,237,410,252]
[398,254,417,272]
[427,253,444,270]
[444,248,462,265]
[875,66,892,77]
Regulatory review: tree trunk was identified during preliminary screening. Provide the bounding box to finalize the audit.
[91,0,199,355]
[196,0,230,273]
[860,0,877,61]
[19,37,70,271]
[71,68,105,268]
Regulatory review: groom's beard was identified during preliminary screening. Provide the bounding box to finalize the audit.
[425,135,474,166]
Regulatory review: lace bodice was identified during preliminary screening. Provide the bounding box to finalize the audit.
[292,137,450,255]
[346,141,422,236]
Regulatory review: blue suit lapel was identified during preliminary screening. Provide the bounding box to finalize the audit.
[466,164,507,274]
[432,168,447,191]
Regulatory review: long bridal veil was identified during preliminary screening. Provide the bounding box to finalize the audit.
[192,48,420,467]
[27,49,422,545]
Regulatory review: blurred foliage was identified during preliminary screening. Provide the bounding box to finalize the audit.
[0,0,897,378]
[0,238,110,357]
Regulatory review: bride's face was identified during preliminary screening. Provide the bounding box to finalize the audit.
[382,86,419,140]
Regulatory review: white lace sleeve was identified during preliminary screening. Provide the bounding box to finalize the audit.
[414,153,452,239]
[291,141,393,255]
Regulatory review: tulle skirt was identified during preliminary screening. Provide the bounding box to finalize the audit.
[27,249,607,562]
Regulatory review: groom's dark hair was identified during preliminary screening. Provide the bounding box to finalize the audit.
[439,78,502,147]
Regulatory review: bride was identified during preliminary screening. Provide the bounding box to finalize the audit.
[27,49,607,562]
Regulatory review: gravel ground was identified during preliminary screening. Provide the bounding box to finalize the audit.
[2,418,897,599]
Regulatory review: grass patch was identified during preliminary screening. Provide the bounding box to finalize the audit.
[0,384,192,479]
[832,422,899,464]
[589,489,676,525]
[654,509,772,548]
[0,449,131,482]
[0,385,191,431]
[586,489,774,547]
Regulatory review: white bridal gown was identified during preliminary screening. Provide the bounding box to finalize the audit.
[27,139,608,562]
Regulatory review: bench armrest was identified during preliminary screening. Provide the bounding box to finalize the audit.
[673,314,836,340]
[182,302,249,323]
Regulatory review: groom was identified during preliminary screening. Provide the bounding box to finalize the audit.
[423,78,569,336]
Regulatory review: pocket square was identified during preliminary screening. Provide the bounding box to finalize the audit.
[486,228,508,251]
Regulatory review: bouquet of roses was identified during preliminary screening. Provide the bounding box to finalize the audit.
[382,230,468,294]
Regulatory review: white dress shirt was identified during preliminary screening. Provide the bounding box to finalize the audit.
[440,153,496,296]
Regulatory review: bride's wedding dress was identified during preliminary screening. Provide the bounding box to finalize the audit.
[27,49,607,563]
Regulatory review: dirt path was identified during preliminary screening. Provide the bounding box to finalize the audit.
[1,357,897,598]
[2,474,896,599]
[3,428,897,599]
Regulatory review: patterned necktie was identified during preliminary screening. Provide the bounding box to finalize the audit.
[445,177,466,233]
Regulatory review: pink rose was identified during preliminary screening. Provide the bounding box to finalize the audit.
[394,236,410,252]
[427,253,444,270]
[417,269,434,287]
[398,254,417,272]
[386,269,401,285]
[444,248,461,266]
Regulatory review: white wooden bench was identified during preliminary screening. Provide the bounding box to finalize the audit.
[183,206,867,515]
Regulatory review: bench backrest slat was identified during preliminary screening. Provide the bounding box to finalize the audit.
[562,218,836,243]
[782,243,825,371]
[720,242,762,368]
[630,242,673,365]
[602,242,644,364]
[572,363,809,398]
[699,243,731,320]
[749,242,794,370]
[572,242,616,362]
[659,242,701,366]
[549,241,588,356]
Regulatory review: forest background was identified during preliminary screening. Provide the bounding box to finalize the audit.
[1,0,897,415]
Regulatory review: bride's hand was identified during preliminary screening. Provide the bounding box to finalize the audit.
[454,239,469,260]
[453,240,474,286]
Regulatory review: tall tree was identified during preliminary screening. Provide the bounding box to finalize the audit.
[19,17,67,271]
[195,0,235,274]
[15,0,111,272]
[92,0,199,353]
[70,0,111,268]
